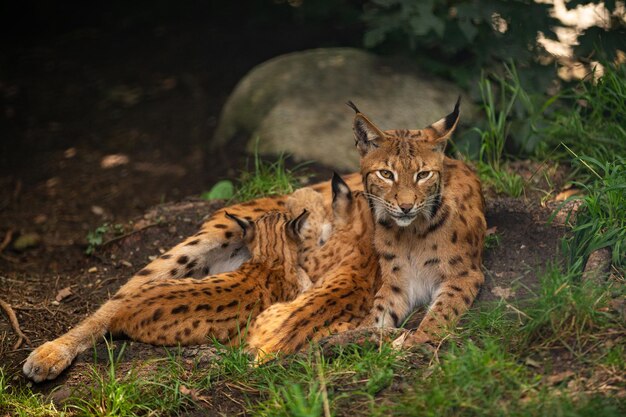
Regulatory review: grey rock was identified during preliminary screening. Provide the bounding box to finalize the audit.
[212,48,474,170]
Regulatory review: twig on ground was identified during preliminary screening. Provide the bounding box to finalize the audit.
[0,298,31,349]
[315,349,332,417]
[0,229,14,253]
[100,223,159,247]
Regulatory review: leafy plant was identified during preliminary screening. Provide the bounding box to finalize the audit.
[85,223,124,255]
[201,179,235,201]
[361,0,557,87]
[86,223,110,255]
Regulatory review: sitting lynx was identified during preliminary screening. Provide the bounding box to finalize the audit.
[247,173,378,361]
[23,211,311,382]
[347,99,486,346]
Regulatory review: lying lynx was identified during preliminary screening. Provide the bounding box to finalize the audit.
[248,173,379,361]
[23,211,311,382]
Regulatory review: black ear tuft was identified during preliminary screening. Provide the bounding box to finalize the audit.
[346,100,361,114]
[331,172,352,202]
[286,209,310,241]
[444,96,461,131]
[225,211,250,237]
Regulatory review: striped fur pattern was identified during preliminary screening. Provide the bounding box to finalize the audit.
[247,174,379,361]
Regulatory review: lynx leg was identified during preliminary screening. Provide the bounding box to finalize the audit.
[396,271,483,347]
[23,298,123,382]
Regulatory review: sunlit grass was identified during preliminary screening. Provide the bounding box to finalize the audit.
[0,368,62,417]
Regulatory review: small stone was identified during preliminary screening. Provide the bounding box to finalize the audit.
[46,177,60,188]
[91,205,105,216]
[34,214,48,224]
[582,247,612,283]
[63,148,77,158]
[101,154,130,169]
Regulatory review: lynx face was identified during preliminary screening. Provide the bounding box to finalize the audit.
[348,99,460,227]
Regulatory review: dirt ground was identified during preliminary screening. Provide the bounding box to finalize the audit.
[0,3,577,412]
[0,1,355,370]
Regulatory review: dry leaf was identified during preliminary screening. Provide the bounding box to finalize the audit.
[101,154,130,169]
[491,286,516,300]
[555,188,581,201]
[55,287,72,302]
[486,226,498,236]
[179,385,211,405]
[547,370,575,385]
[525,357,541,368]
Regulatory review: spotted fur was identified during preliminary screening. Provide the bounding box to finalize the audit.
[247,174,378,361]
[23,211,312,382]
[351,99,486,346]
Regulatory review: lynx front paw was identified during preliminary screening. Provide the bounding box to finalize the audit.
[23,341,75,382]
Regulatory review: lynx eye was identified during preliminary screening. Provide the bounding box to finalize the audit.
[415,171,432,182]
[378,169,394,180]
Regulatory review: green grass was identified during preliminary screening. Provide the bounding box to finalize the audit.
[67,341,188,416]
[0,368,63,416]
[541,62,626,171]
[556,156,626,274]
[518,266,620,353]
[484,231,501,249]
[202,143,305,203]
[234,151,302,202]
[3,265,623,416]
[472,64,527,197]
[477,163,525,197]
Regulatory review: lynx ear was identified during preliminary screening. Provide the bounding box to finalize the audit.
[225,211,255,242]
[425,96,461,152]
[331,172,352,222]
[286,209,310,243]
[347,101,386,156]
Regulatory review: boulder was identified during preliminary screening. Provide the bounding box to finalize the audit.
[212,48,474,170]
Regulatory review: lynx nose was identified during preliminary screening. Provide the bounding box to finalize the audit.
[399,204,413,214]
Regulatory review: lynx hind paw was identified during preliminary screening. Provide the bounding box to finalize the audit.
[23,341,75,382]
